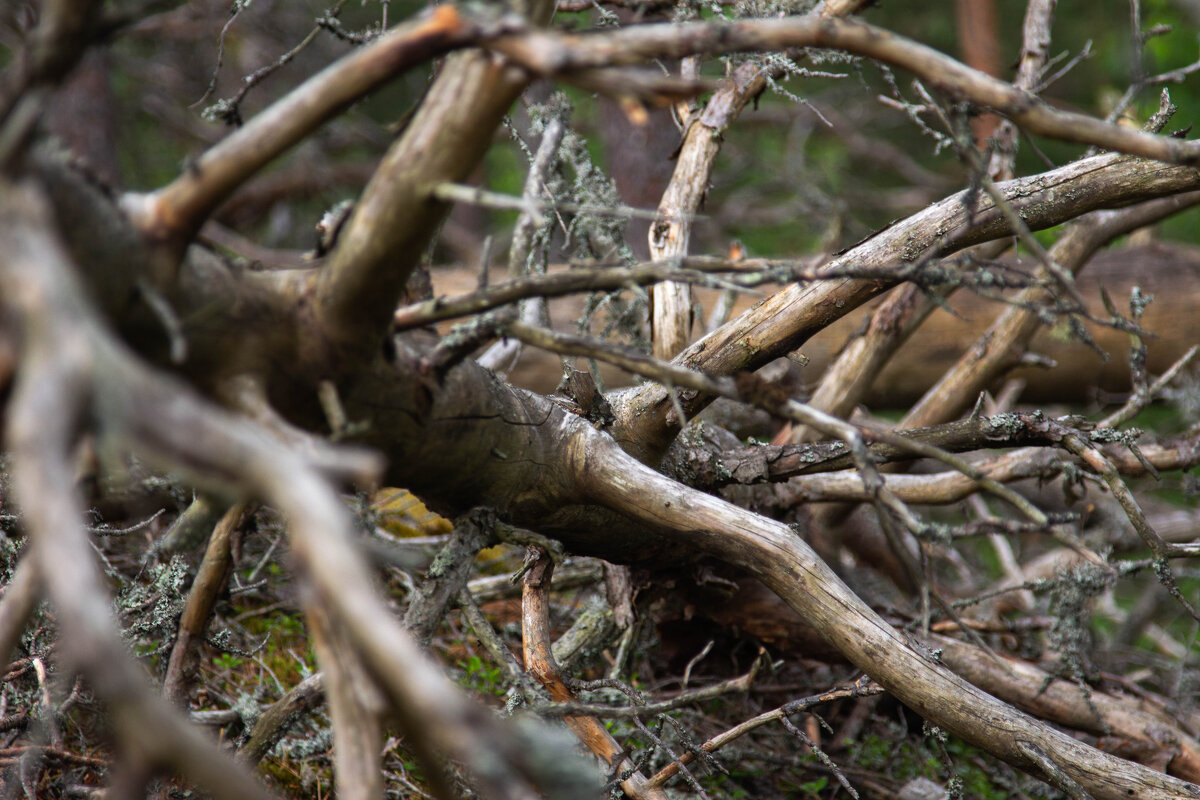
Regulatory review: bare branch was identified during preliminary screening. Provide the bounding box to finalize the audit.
[903,189,1200,428]
[648,60,766,360]
[238,673,325,767]
[0,558,40,680]
[313,46,542,354]
[403,509,491,647]
[431,180,665,222]
[2,177,592,800]
[647,0,882,361]
[135,6,486,249]
[569,409,1200,799]
[521,551,667,800]
[1101,344,1200,429]
[931,635,1200,783]
[987,0,1058,180]
[777,428,1200,505]
[306,599,389,800]
[506,321,1059,542]
[703,411,1096,486]
[533,659,763,718]
[11,4,1200,797]
[162,504,246,706]
[1,179,274,800]
[478,116,566,371]
[787,245,1003,444]
[394,257,780,329]
[644,678,883,788]
[488,16,1200,165]
[612,151,1200,461]
[0,0,100,165]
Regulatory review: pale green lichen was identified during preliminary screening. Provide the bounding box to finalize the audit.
[117,556,190,655]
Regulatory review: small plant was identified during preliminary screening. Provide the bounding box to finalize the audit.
[458,655,507,697]
[212,652,245,672]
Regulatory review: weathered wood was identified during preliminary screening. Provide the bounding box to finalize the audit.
[436,242,1200,408]
[340,332,1200,799]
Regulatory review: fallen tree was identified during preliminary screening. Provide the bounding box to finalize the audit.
[2,0,1200,798]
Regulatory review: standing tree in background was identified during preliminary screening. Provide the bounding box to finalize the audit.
[2,0,1200,798]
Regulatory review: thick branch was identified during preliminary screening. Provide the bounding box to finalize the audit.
[306,599,388,800]
[776,432,1200,505]
[488,16,1200,165]
[1,179,274,800]
[611,152,1200,461]
[162,504,245,706]
[135,6,483,248]
[313,0,554,356]
[793,0,1051,438]
[647,0,863,360]
[403,510,491,647]
[648,60,765,360]
[346,340,1195,798]
[575,430,1199,799]
[932,634,1200,782]
[698,412,1083,487]
[903,191,1200,428]
[0,558,39,674]
[789,248,995,443]
[3,179,588,800]
[239,673,325,767]
[522,553,665,800]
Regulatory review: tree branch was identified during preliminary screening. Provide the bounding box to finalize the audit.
[931,633,1200,782]
[2,178,591,800]
[1,179,275,800]
[239,673,325,767]
[487,16,1200,165]
[0,557,40,684]
[394,257,781,328]
[162,503,246,706]
[903,187,1200,430]
[611,151,1200,461]
[647,0,865,361]
[313,0,554,356]
[134,6,485,250]
[521,551,666,800]
[788,0,1055,440]
[574,410,1199,798]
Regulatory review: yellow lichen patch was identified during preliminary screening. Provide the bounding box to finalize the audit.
[371,488,453,537]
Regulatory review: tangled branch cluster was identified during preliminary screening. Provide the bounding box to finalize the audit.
[1,0,1199,798]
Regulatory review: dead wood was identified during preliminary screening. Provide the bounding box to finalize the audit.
[6,3,1200,799]
[428,241,1200,406]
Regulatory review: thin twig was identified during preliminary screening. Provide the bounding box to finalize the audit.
[521,549,668,800]
[644,678,882,788]
[1100,345,1199,429]
[533,659,763,718]
[395,256,778,329]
